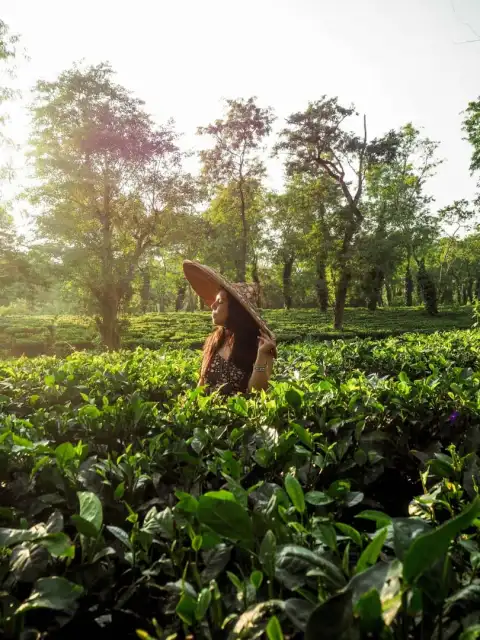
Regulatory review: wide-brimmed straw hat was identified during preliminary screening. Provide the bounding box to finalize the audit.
[183,260,274,340]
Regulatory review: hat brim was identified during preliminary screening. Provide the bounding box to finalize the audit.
[182,260,274,340]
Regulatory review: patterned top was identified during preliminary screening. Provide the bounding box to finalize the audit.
[204,351,251,395]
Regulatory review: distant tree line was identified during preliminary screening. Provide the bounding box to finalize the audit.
[2,21,480,348]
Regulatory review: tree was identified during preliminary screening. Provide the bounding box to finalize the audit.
[266,174,340,311]
[265,187,306,309]
[364,124,441,309]
[437,199,477,295]
[28,63,192,349]
[198,97,274,282]
[0,20,30,304]
[276,97,368,329]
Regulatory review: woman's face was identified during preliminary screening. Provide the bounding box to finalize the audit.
[211,289,229,326]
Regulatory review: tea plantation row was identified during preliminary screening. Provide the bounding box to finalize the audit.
[0,305,473,357]
[2,330,480,638]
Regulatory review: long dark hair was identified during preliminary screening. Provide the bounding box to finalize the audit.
[200,291,260,380]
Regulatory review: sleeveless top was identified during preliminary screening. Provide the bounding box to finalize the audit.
[204,351,251,395]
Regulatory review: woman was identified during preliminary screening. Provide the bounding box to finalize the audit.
[183,261,277,395]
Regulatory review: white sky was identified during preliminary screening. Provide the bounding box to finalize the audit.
[2,0,480,230]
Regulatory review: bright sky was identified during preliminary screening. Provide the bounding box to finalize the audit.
[2,0,480,230]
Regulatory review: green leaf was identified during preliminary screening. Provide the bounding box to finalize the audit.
[114,482,125,499]
[198,494,253,547]
[355,510,392,529]
[392,517,431,560]
[345,491,364,508]
[250,570,263,590]
[16,577,84,613]
[266,615,284,640]
[10,544,49,582]
[154,507,175,539]
[355,588,383,631]
[106,525,132,550]
[347,561,395,604]
[77,491,103,535]
[175,491,199,513]
[292,422,313,449]
[403,497,480,583]
[275,545,346,591]
[305,590,353,640]
[200,544,232,583]
[356,527,388,574]
[71,515,99,538]
[335,522,362,547]
[284,474,305,514]
[40,533,75,558]
[46,510,64,533]
[55,442,76,467]
[313,523,337,551]
[460,625,480,640]
[0,528,39,547]
[227,571,243,591]
[195,588,212,621]
[260,530,277,578]
[44,374,55,387]
[192,535,203,552]
[176,593,196,626]
[285,388,302,408]
[305,491,334,506]
[79,404,101,419]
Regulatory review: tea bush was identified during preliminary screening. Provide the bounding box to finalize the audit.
[2,330,480,638]
[0,305,473,357]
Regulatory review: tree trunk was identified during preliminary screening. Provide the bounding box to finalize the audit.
[456,284,462,305]
[251,254,260,285]
[467,279,474,303]
[366,267,384,311]
[417,259,438,315]
[476,278,480,300]
[334,269,351,330]
[282,254,295,310]
[99,181,120,350]
[176,283,186,311]
[236,178,248,282]
[96,295,120,350]
[405,264,413,307]
[140,268,151,314]
[316,253,328,312]
[334,221,355,330]
[385,281,393,306]
[442,286,453,305]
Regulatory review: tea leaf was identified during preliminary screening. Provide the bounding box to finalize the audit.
[198,494,253,546]
[16,577,84,613]
[77,491,103,535]
[284,474,305,514]
[356,527,388,574]
[403,497,480,583]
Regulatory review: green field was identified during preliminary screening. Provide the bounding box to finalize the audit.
[2,329,480,637]
[0,305,474,357]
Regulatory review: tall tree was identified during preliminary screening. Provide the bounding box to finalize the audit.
[28,63,191,349]
[266,174,340,311]
[276,97,368,329]
[364,124,441,308]
[437,199,477,294]
[198,97,274,282]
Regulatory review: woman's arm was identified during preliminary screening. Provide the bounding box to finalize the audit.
[248,334,277,392]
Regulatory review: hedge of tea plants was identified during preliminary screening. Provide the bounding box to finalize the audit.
[2,330,480,638]
[0,305,473,357]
